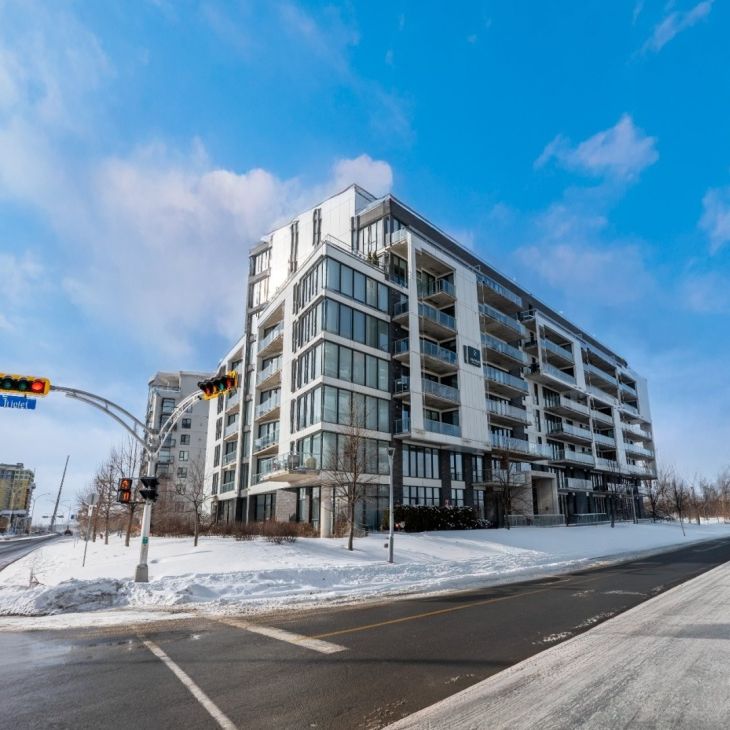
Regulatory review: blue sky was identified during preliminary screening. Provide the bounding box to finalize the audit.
[2,0,729,518]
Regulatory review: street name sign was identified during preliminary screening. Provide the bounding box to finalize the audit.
[0,395,37,410]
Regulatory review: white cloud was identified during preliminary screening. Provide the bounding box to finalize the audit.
[699,186,730,253]
[641,0,714,54]
[329,155,393,198]
[681,271,730,313]
[536,114,658,183]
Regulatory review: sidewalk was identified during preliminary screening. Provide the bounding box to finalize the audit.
[386,559,730,729]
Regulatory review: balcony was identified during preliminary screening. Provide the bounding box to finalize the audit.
[258,324,284,358]
[420,339,458,374]
[393,298,410,323]
[225,390,240,413]
[621,402,640,417]
[418,302,456,338]
[540,338,574,364]
[223,420,239,440]
[620,381,638,397]
[425,418,461,438]
[622,422,652,441]
[587,385,615,404]
[223,450,237,466]
[479,302,527,339]
[481,333,528,367]
[544,394,590,420]
[546,422,593,445]
[477,273,523,311]
[531,362,576,392]
[624,442,655,459]
[595,457,619,472]
[253,453,320,484]
[593,432,616,447]
[492,435,552,461]
[393,377,410,397]
[591,408,614,425]
[256,359,282,389]
[625,462,656,477]
[484,365,529,397]
[255,396,280,422]
[394,416,411,435]
[418,278,456,307]
[486,399,531,425]
[583,361,618,388]
[481,468,530,486]
[566,477,593,492]
[253,431,279,454]
[550,449,595,467]
[422,379,460,407]
[393,337,410,363]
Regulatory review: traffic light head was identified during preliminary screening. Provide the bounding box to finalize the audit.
[139,476,159,502]
[117,477,133,504]
[0,374,51,397]
[198,371,238,400]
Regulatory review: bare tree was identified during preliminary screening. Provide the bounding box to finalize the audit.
[645,469,669,522]
[115,436,142,547]
[601,460,625,528]
[174,456,210,547]
[669,474,689,537]
[321,400,376,550]
[491,446,531,529]
[94,456,120,545]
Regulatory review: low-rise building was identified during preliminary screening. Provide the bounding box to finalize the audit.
[0,463,35,532]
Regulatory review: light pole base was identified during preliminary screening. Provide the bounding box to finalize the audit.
[134,564,149,583]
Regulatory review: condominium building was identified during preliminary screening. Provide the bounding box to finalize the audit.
[0,462,35,532]
[145,371,211,515]
[205,185,656,531]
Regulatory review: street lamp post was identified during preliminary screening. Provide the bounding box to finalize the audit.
[387,446,395,564]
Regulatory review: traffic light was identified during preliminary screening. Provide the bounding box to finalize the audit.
[117,478,133,504]
[0,373,51,397]
[139,476,159,502]
[198,371,238,400]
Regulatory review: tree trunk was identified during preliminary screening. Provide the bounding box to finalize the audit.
[92,506,99,542]
[610,494,615,528]
[348,501,355,551]
[104,508,110,544]
[194,512,199,547]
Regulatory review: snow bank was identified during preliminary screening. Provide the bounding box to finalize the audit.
[0,522,728,617]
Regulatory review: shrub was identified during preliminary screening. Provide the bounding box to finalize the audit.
[392,505,487,532]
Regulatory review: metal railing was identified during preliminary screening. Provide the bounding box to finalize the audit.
[566,477,593,491]
[423,379,460,402]
[424,418,461,437]
[483,365,529,393]
[481,333,528,364]
[569,513,610,526]
[418,279,455,299]
[479,302,527,336]
[507,514,566,527]
[418,302,456,331]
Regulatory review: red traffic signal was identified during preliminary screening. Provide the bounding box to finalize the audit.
[0,373,51,397]
[117,478,133,504]
[198,371,238,401]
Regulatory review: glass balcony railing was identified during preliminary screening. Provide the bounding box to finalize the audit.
[596,457,619,471]
[479,303,527,336]
[394,337,409,356]
[258,324,284,353]
[620,381,637,396]
[420,339,457,366]
[593,432,616,446]
[541,338,573,362]
[544,395,590,416]
[477,273,523,307]
[566,477,593,491]
[394,376,410,394]
[624,443,654,458]
[393,299,410,317]
[254,431,279,452]
[547,422,592,439]
[423,379,460,402]
[541,362,576,385]
[223,420,239,438]
[621,402,640,416]
[588,385,614,402]
[553,449,595,466]
[418,279,455,299]
[255,397,280,419]
[394,416,410,433]
[418,302,456,331]
[483,365,529,393]
[591,408,614,424]
[486,400,530,422]
[223,451,237,465]
[481,333,528,364]
[584,361,617,384]
[424,418,461,437]
[492,434,551,458]
[256,358,282,385]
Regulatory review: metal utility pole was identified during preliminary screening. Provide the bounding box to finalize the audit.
[134,456,157,583]
[49,455,69,533]
[387,446,395,564]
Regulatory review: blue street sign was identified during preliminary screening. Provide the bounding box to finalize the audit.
[0,395,37,410]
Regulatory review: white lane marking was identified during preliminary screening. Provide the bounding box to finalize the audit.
[142,639,237,730]
[693,542,722,553]
[217,617,346,654]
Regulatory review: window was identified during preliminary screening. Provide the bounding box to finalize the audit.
[177,467,188,478]
[321,341,389,390]
[213,445,220,467]
[181,418,191,429]
[180,434,190,445]
[212,472,219,494]
[450,453,464,481]
[324,258,390,313]
[402,445,439,478]
[179,450,189,461]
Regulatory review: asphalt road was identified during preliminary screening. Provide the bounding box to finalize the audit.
[0,534,58,571]
[1,536,730,730]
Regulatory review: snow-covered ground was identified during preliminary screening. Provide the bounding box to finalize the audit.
[0,522,728,618]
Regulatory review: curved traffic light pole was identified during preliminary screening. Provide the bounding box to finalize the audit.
[51,384,206,582]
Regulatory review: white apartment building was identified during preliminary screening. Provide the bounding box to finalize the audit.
[146,371,210,515]
[205,185,656,531]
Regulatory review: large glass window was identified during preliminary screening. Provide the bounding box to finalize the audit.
[321,340,389,391]
[324,258,389,313]
[402,445,439,478]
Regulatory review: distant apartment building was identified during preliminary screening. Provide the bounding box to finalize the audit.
[145,371,210,515]
[204,185,656,531]
[0,463,35,532]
